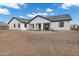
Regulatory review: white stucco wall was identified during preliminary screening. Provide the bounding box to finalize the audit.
[50,21,71,30]
[29,16,50,30]
[21,23,29,30]
[29,16,71,30]
[9,19,28,30]
[9,17,71,31]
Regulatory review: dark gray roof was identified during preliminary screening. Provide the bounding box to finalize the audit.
[8,17,29,24]
[14,17,29,23]
[47,14,72,22]
[8,14,72,24]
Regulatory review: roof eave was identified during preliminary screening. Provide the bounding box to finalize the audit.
[28,15,51,23]
[8,17,15,24]
[50,19,72,22]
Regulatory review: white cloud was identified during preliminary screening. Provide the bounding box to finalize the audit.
[27,14,35,18]
[27,12,48,18]
[50,13,54,15]
[19,16,25,18]
[46,8,53,12]
[0,8,10,14]
[19,16,29,19]
[61,3,79,9]
[0,3,25,9]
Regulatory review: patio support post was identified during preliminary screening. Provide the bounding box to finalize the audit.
[34,24,36,30]
[41,23,43,30]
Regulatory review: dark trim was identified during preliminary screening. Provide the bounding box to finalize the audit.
[24,23,27,28]
[8,17,29,24]
[14,24,16,28]
[59,21,64,27]
[18,23,20,28]
[28,15,72,23]
[49,19,72,22]
[28,15,51,23]
[8,17,15,24]
[8,14,72,24]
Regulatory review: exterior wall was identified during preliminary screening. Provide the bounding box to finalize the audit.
[21,23,29,30]
[50,21,71,30]
[29,17,50,30]
[9,17,71,31]
[9,19,28,30]
[29,16,71,31]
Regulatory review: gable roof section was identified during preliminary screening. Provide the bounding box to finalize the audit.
[8,17,29,24]
[29,14,72,23]
[47,14,72,22]
[8,14,72,24]
[29,15,51,23]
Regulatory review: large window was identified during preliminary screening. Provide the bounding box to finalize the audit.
[24,23,27,28]
[14,24,16,28]
[18,23,20,28]
[59,22,64,27]
[32,24,34,28]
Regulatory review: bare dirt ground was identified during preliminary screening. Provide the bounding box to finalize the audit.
[0,30,79,56]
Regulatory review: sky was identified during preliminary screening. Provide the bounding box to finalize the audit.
[0,3,79,24]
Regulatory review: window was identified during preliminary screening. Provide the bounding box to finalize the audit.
[18,23,20,28]
[30,24,34,29]
[14,24,16,28]
[32,24,34,28]
[24,23,27,28]
[59,22,64,27]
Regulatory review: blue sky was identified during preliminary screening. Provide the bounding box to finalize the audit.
[0,3,79,24]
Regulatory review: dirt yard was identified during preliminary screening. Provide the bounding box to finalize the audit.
[0,30,79,56]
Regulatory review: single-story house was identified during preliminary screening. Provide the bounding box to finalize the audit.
[71,24,79,31]
[0,21,8,30]
[78,25,79,31]
[8,17,29,30]
[8,14,72,31]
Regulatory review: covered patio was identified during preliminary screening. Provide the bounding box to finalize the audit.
[30,23,50,31]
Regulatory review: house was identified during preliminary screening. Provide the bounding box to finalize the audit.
[8,17,29,30]
[71,24,79,31]
[77,25,79,31]
[0,21,8,30]
[8,14,72,31]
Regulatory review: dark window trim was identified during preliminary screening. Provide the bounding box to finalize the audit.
[18,23,20,28]
[30,24,34,29]
[14,24,16,28]
[24,23,27,28]
[59,21,64,27]
[32,24,34,28]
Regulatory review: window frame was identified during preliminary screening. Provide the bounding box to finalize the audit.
[24,23,27,28]
[59,21,64,27]
[32,24,34,28]
[18,23,20,28]
[14,24,16,28]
